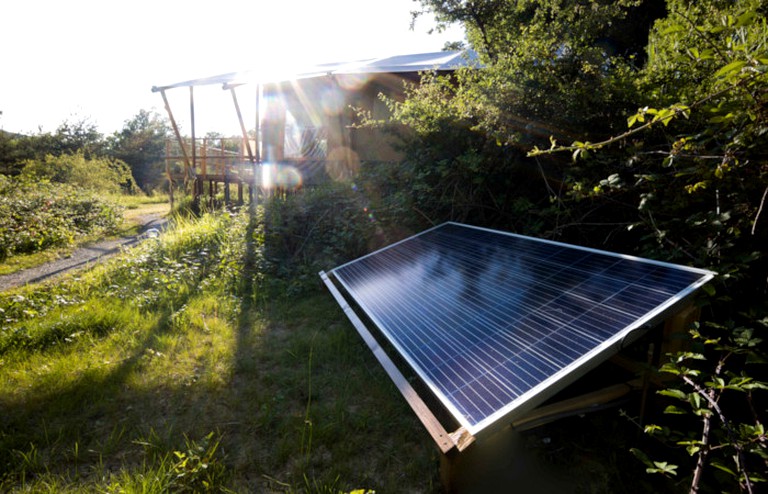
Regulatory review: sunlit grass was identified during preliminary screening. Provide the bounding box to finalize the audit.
[0,206,438,493]
[108,191,171,209]
[0,247,76,276]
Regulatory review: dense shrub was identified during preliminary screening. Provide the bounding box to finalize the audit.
[0,175,123,260]
[21,151,135,193]
[261,184,377,293]
[399,1,767,491]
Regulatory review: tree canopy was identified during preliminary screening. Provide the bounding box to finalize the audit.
[372,1,768,490]
[107,109,171,192]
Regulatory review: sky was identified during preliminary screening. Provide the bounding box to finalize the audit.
[0,0,464,136]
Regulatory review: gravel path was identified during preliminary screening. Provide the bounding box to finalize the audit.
[0,214,168,292]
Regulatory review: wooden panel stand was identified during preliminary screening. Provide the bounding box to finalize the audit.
[661,303,700,356]
[440,426,573,494]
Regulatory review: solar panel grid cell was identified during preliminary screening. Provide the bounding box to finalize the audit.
[329,222,714,435]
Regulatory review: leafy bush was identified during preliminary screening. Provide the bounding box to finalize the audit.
[0,175,123,260]
[94,211,249,311]
[261,184,377,293]
[21,151,135,193]
[375,1,767,491]
[0,210,248,358]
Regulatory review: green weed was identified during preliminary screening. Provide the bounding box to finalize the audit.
[0,175,123,260]
[0,204,432,493]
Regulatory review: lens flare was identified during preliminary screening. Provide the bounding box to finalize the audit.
[261,163,303,190]
[334,73,370,91]
[320,87,345,116]
[325,147,360,182]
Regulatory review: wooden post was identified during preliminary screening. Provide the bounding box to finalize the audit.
[440,427,573,494]
[165,139,174,209]
[159,89,191,177]
[661,303,700,358]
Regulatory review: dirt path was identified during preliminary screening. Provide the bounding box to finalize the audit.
[0,213,168,292]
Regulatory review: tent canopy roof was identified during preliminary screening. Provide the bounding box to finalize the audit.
[151,49,479,92]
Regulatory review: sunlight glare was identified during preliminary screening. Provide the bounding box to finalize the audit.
[261,163,303,191]
[334,73,370,91]
[325,147,360,182]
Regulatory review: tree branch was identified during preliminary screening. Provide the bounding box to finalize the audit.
[527,75,757,158]
[682,354,755,494]
[752,185,768,236]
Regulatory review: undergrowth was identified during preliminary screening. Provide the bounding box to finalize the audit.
[0,175,123,261]
[0,195,435,493]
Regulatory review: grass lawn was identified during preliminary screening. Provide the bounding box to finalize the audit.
[0,204,668,493]
[0,207,439,493]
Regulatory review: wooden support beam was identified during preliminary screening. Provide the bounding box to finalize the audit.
[511,381,639,432]
[662,303,699,357]
[231,87,255,163]
[159,89,191,173]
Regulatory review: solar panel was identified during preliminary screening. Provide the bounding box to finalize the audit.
[323,222,715,440]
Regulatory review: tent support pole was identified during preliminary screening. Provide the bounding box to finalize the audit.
[159,89,192,185]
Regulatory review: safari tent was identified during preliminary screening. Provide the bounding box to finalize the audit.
[151,50,479,202]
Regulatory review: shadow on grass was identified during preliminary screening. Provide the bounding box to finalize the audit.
[0,204,440,493]
[0,204,672,494]
[225,203,441,492]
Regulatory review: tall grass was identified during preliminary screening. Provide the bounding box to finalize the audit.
[0,202,437,493]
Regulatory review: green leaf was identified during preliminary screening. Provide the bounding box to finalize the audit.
[689,392,702,409]
[630,447,654,467]
[676,440,702,456]
[735,11,757,27]
[711,461,737,476]
[714,61,747,78]
[644,424,663,435]
[693,407,712,417]
[650,462,678,476]
[658,389,688,400]
[663,405,687,415]
[661,24,685,35]
[659,362,680,375]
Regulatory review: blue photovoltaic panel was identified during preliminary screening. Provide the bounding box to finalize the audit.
[328,222,715,435]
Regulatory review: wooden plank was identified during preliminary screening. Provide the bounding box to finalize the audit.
[662,303,700,357]
[511,381,640,432]
[159,89,191,172]
[320,271,467,454]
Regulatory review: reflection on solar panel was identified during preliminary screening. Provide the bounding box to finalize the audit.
[322,222,715,442]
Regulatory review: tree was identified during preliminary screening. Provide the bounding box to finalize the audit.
[373,1,767,491]
[0,118,105,175]
[20,151,134,194]
[371,0,667,241]
[415,0,666,145]
[23,118,106,158]
[0,130,36,175]
[586,4,767,490]
[107,110,170,192]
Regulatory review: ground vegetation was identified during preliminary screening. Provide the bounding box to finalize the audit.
[359,0,768,491]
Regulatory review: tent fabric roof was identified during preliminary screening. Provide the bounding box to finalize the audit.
[151,49,479,92]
